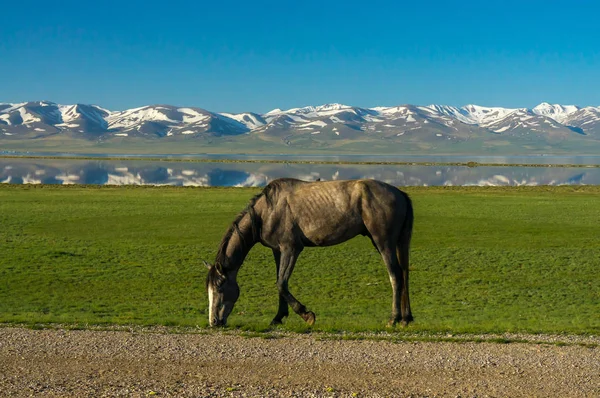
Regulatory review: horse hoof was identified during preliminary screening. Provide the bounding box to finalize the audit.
[387,315,412,328]
[386,319,408,328]
[270,319,283,326]
[302,311,316,326]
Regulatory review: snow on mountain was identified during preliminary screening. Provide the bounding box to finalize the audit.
[264,103,358,121]
[482,108,571,136]
[0,102,64,137]
[177,107,212,124]
[256,104,382,140]
[561,106,600,136]
[369,105,480,139]
[107,105,183,130]
[266,104,383,127]
[219,112,266,130]
[460,104,519,126]
[372,105,434,127]
[0,101,110,133]
[58,104,110,131]
[18,107,43,124]
[532,103,580,123]
[105,105,249,138]
[422,105,475,125]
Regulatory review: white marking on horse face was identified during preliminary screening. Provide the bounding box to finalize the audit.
[208,284,215,325]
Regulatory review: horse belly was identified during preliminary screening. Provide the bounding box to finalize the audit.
[289,182,366,246]
[299,211,365,246]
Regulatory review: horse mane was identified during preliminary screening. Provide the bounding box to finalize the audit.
[212,178,304,271]
[213,190,264,269]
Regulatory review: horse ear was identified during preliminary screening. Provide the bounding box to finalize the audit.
[203,261,211,269]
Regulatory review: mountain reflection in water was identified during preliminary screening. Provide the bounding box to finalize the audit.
[1,159,599,187]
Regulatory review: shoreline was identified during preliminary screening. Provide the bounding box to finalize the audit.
[2,154,600,168]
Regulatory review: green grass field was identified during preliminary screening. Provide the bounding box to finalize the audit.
[0,184,598,335]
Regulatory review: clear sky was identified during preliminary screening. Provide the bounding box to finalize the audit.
[1,0,599,113]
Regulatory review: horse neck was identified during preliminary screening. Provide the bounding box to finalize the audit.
[220,212,258,273]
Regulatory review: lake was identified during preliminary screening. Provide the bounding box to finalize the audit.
[2,156,599,186]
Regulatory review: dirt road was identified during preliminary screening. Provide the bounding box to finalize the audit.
[0,327,598,397]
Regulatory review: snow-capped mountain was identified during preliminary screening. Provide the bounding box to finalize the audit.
[0,101,251,139]
[532,103,580,124]
[218,112,266,130]
[559,107,600,137]
[0,101,111,138]
[2,100,600,153]
[58,103,110,132]
[105,105,250,138]
[255,103,382,141]
[0,101,62,130]
[481,108,575,137]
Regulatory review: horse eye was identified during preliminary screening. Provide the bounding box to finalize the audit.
[215,278,226,291]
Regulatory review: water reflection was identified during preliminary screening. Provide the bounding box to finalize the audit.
[1,158,600,187]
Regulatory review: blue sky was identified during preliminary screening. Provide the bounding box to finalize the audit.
[1,0,599,113]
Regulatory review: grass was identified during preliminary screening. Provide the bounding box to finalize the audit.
[0,184,599,335]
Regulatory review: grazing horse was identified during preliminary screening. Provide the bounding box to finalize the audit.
[205,178,414,327]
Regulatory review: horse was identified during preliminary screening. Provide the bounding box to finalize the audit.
[205,178,414,327]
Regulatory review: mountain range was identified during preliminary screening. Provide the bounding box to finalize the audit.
[2,101,600,154]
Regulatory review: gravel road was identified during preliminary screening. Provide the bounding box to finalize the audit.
[0,327,598,397]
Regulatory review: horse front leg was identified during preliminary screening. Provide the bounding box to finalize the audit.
[277,246,316,325]
[271,249,289,325]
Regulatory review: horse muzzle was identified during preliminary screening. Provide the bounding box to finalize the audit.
[210,318,227,327]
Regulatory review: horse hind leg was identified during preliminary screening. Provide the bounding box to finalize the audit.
[383,247,404,327]
[397,197,414,326]
[396,241,413,326]
[370,236,404,327]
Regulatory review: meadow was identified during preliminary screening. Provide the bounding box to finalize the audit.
[0,184,598,335]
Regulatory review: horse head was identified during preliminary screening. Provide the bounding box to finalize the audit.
[205,261,240,327]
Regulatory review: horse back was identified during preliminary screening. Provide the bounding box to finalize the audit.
[260,179,410,247]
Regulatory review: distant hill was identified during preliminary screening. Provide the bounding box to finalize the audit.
[2,101,600,155]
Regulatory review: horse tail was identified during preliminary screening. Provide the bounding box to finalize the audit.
[396,190,413,323]
[399,190,413,246]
